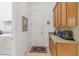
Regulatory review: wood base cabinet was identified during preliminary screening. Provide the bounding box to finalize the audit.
[49,34,78,56]
[56,43,78,56]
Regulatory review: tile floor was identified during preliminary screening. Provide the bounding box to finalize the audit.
[24,47,51,56]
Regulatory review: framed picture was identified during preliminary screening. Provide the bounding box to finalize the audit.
[47,20,50,25]
[22,16,28,32]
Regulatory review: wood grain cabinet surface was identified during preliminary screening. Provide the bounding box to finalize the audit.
[49,34,78,56]
[53,2,78,27]
[56,43,78,56]
[61,2,67,27]
[57,3,61,27]
[67,2,78,27]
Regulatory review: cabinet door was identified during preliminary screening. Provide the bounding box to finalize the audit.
[67,2,78,27]
[49,35,56,56]
[53,5,58,27]
[53,8,56,27]
[56,43,78,56]
[61,2,67,27]
[57,3,61,27]
[49,37,54,55]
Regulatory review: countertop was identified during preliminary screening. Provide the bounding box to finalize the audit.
[49,32,78,44]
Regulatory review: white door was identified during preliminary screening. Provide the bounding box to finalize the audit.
[31,10,44,46]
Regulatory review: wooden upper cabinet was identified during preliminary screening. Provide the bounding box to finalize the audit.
[53,7,56,27]
[53,2,78,27]
[53,4,58,27]
[57,3,61,27]
[53,3,61,27]
[67,2,78,27]
[61,2,67,27]
[53,9,56,27]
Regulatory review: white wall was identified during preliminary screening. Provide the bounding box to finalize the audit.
[0,2,12,21]
[12,2,29,55]
[28,2,56,47]
[12,2,56,55]
[0,2,14,55]
[0,2,12,33]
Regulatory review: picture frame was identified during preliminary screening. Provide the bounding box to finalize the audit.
[22,16,28,32]
[47,20,50,25]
